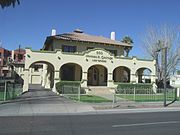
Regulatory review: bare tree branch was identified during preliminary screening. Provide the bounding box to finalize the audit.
[142,24,180,85]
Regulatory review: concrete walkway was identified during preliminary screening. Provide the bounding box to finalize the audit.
[0,86,95,116]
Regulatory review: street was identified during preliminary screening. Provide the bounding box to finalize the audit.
[0,111,180,135]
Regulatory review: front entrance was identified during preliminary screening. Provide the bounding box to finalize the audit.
[88,66,99,86]
[87,65,107,86]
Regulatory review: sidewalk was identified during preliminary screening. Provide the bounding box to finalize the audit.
[0,88,95,116]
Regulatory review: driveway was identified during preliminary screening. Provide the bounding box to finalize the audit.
[0,85,95,116]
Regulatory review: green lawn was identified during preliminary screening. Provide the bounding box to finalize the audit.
[68,95,112,103]
[117,93,177,102]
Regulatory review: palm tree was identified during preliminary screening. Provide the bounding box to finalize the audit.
[121,36,133,57]
[0,0,20,9]
[121,36,134,45]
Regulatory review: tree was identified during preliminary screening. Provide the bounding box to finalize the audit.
[142,24,180,87]
[0,0,20,9]
[121,36,133,57]
[121,36,134,44]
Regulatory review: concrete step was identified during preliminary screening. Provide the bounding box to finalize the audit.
[88,86,114,95]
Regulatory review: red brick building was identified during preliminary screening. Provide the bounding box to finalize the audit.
[0,47,25,77]
[0,47,11,77]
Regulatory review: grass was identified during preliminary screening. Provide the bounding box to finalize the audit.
[67,95,112,103]
[117,92,177,102]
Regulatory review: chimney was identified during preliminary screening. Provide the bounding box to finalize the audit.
[111,31,115,40]
[51,29,56,36]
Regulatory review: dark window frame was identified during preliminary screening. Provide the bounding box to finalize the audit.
[62,45,77,53]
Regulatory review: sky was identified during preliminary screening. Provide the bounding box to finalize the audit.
[0,0,180,58]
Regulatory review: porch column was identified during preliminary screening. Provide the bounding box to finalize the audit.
[81,71,87,87]
[23,69,29,92]
[130,73,138,83]
[107,71,114,87]
[45,69,51,89]
[52,70,60,93]
[42,64,47,87]
[151,74,156,83]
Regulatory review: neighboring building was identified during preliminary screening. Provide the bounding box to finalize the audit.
[170,71,180,98]
[11,48,26,63]
[170,73,180,88]
[10,48,26,83]
[0,47,11,77]
[23,29,156,92]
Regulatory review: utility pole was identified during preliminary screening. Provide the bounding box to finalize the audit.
[162,47,167,107]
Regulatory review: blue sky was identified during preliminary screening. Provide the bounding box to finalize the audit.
[0,0,180,58]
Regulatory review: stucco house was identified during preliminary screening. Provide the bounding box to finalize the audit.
[23,29,156,93]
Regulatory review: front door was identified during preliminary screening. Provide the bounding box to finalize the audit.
[88,67,99,86]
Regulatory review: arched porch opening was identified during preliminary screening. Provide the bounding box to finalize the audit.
[29,61,55,89]
[136,68,152,83]
[87,65,107,86]
[113,66,130,83]
[60,63,82,81]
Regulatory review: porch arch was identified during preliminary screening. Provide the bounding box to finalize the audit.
[87,64,107,86]
[29,61,55,89]
[136,67,152,83]
[113,66,131,83]
[60,63,82,81]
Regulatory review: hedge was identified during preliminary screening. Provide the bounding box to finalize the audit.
[56,81,81,94]
[116,83,153,94]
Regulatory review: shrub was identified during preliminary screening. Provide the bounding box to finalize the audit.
[56,81,81,94]
[117,83,153,94]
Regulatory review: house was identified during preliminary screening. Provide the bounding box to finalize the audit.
[22,29,156,93]
[170,72,180,97]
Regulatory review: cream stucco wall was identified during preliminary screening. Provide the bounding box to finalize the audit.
[23,48,156,92]
[51,39,124,56]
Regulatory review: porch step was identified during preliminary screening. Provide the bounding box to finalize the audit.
[88,86,114,95]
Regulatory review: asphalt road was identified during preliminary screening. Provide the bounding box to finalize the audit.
[0,111,180,135]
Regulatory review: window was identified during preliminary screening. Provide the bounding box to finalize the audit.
[14,54,16,60]
[62,45,76,52]
[18,54,23,60]
[87,47,94,50]
[34,66,39,72]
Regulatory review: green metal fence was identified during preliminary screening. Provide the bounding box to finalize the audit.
[0,82,23,101]
[116,86,177,102]
[55,81,112,103]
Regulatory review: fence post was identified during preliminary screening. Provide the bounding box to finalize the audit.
[13,83,15,99]
[62,85,64,96]
[112,91,116,108]
[177,88,179,97]
[133,87,136,101]
[78,84,81,101]
[3,81,7,101]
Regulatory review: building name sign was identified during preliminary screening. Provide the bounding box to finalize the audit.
[86,50,113,63]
